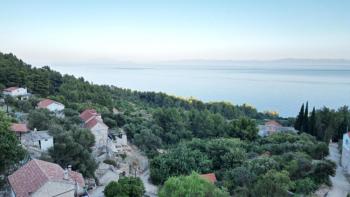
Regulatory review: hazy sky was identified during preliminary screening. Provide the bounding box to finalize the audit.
[1,0,349,65]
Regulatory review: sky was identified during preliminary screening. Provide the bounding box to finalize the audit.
[0,0,349,65]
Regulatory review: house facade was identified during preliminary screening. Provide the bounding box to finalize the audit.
[22,130,54,152]
[258,120,297,137]
[80,109,108,150]
[86,118,108,149]
[342,132,350,173]
[3,87,30,99]
[37,99,65,112]
[3,87,27,97]
[8,159,85,197]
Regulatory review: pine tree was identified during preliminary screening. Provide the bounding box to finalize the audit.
[294,103,305,131]
[303,102,309,133]
[309,107,316,136]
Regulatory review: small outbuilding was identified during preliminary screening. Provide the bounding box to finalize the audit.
[22,130,54,152]
[10,123,29,140]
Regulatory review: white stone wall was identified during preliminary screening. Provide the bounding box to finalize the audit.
[116,133,128,146]
[40,137,54,151]
[3,88,27,97]
[91,123,108,148]
[47,103,65,112]
[342,133,350,173]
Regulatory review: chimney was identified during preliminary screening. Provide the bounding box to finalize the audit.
[63,168,69,180]
[68,165,72,172]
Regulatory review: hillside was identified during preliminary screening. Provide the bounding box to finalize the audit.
[0,52,336,196]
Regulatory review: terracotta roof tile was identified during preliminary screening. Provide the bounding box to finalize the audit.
[200,173,217,184]
[10,123,29,133]
[4,87,19,92]
[37,99,64,109]
[265,120,282,127]
[69,171,85,187]
[84,117,108,129]
[80,109,98,122]
[8,159,85,197]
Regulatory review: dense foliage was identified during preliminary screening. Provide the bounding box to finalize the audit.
[150,132,334,195]
[104,177,145,197]
[295,102,350,142]
[0,111,26,187]
[158,172,229,197]
[0,52,272,156]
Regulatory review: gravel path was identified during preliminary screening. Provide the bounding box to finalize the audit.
[327,143,350,197]
[129,145,158,197]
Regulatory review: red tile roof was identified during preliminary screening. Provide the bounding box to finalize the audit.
[8,159,84,197]
[37,99,64,109]
[68,171,85,188]
[37,99,55,108]
[84,117,108,129]
[80,109,98,122]
[4,87,19,92]
[10,123,29,133]
[85,118,98,129]
[200,173,217,184]
[265,120,282,127]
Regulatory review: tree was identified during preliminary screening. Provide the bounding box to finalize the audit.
[294,103,305,131]
[247,157,279,176]
[309,107,316,136]
[28,109,51,130]
[0,111,26,186]
[310,160,336,185]
[134,128,162,155]
[104,177,145,197]
[312,142,329,159]
[158,172,229,197]
[303,102,309,133]
[48,125,97,177]
[294,178,317,194]
[252,170,293,197]
[227,117,258,140]
[223,166,256,194]
[150,144,212,184]
[153,108,192,144]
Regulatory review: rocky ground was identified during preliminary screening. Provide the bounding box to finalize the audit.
[89,144,158,197]
[326,143,350,197]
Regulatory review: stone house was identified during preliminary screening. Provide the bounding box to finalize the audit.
[2,87,30,100]
[8,159,85,197]
[258,120,297,137]
[80,109,108,150]
[37,99,65,112]
[22,130,54,152]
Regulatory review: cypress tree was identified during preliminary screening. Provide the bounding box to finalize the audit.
[309,107,316,136]
[303,102,309,133]
[294,103,305,131]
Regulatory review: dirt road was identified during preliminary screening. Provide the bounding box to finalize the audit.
[327,143,350,197]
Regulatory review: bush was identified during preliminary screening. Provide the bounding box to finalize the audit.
[103,159,117,167]
[104,177,145,197]
[159,172,229,197]
[294,178,317,194]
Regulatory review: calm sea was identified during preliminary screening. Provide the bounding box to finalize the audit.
[50,64,350,117]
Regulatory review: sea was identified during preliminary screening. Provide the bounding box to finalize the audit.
[49,62,350,117]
